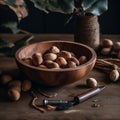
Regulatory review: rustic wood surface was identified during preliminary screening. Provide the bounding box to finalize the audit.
[0,34,120,120]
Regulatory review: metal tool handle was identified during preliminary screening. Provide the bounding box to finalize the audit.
[74,86,105,104]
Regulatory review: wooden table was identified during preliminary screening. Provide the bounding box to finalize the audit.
[0,34,120,120]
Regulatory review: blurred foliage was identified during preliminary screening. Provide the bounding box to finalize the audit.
[0,0,108,33]
[0,35,34,57]
[0,0,108,56]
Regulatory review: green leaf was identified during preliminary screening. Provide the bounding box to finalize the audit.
[0,35,33,57]
[29,0,49,13]
[4,0,27,7]
[82,0,108,16]
[30,0,74,14]
[0,38,14,49]
[82,0,96,10]
[47,0,74,14]
[1,22,20,33]
[2,0,28,20]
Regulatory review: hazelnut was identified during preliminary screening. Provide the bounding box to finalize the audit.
[78,56,87,64]
[86,78,98,88]
[8,80,21,92]
[44,53,57,61]
[67,56,79,66]
[49,46,60,54]
[0,74,13,85]
[21,57,33,65]
[8,80,21,88]
[45,61,60,69]
[109,69,119,82]
[101,39,113,47]
[113,42,120,52]
[38,64,47,69]
[56,57,67,68]
[100,48,111,55]
[58,50,72,60]
[8,88,20,101]
[67,61,76,68]
[22,80,32,92]
[32,52,43,66]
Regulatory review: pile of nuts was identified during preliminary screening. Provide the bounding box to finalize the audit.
[100,39,120,58]
[0,74,32,101]
[22,46,87,69]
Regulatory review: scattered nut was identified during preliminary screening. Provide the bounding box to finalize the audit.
[0,74,13,85]
[8,80,22,93]
[8,88,20,101]
[101,39,113,47]
[8,80,21,88]
[100,48,111,55]
[22,80,32,92]
[109,69,119,82]
[113,42,120,51]
[86,78,98,88]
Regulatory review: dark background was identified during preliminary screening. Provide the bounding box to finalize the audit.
[1,0,120,34]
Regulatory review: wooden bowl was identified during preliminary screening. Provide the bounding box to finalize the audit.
[15,41,96,86]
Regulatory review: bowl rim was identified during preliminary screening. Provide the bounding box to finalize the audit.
[15,40,97,72]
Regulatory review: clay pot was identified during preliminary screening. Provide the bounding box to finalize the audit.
[74,15,100,50]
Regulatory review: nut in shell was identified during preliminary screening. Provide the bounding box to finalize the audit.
[44,53,57,61]
[58,50,72,60]
[22,57,33,65]
[67,56,79,66]
[32,52,43,66]
[100,48,111,56]
[22,80,32,92]
[67,61,76,68]
[8,88,20,101]
[49,46,60,54]
[56,57,67,68]
[113,42,120,52]
[101,39,113,47]
[109,69,119,82]
[45,61,60,69]
[8,80,21,88]
[86,78,98,88]
[78,56,87,64]
[0,74,13,85]
[38,64,47,69]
